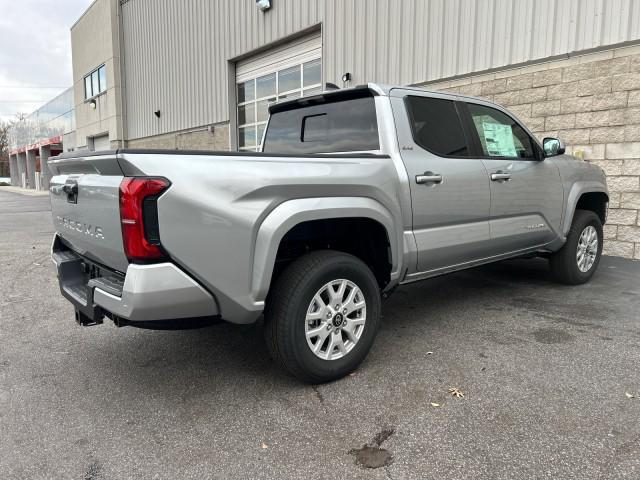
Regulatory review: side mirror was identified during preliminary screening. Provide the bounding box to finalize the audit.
[543,137,566,157]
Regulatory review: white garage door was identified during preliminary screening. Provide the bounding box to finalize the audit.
[236,31,322,151]
[91,134,110,151]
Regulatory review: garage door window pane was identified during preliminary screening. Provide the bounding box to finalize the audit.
[278,65,300,94]
[303,59,321,87]
[238,126,256,147]
[257,124,266,146]
[237,80,255,103]
[238,103,255,126]
[279,91,300,101]
[256,73,276,98]
[303,87,322,97]
[257,98,275,123]
[236,57,321,151]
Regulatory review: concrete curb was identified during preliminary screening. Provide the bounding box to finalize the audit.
[0,186,50,196]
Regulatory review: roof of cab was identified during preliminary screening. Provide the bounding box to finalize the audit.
[268,82,492,115]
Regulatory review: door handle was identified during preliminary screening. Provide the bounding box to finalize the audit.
[490,171,511,181]
[416,171,443,185]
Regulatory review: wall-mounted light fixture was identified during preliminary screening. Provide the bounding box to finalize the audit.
[89,99,97,109]
[341,72,352,83]
[154,110,161,118]
[256,0,271,11]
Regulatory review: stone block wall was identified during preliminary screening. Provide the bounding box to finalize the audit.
[425,44,640,260]
[127,123,230,151]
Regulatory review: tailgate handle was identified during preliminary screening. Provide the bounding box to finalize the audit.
[62,183,78,195]
[63,180,79,203]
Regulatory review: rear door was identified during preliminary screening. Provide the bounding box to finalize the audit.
[49,152,129,273]
[390,90,492,274]
[462,101,563,254]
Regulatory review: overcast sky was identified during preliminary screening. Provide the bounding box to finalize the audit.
[0,0,92,122]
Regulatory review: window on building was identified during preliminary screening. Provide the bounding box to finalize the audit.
[404,96,469,157]
[98,66,106,93]
[84,65,107,100]
[466,103,535,159]
[237,58,322,151]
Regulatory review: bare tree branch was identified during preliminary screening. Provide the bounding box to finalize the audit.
[0,120,13,178]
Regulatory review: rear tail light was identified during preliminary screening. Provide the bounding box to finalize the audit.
[119,177,170,262]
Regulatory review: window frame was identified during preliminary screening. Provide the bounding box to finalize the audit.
[403,94,473,159]
[459,101,543,161]
[236,57,322,152]
[84,64,107,101]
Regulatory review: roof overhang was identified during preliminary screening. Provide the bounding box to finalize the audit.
[10,135,63,155]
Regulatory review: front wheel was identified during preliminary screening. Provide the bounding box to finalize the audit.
[264,250,381,384]
[549,209,603,285]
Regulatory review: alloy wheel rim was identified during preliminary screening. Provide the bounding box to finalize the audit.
[304,279,366,361]
[576,225,598,273]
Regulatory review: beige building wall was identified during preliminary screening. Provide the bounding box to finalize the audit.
[426,44,640,260]
[71,0,123,150]
[120,0,640,141]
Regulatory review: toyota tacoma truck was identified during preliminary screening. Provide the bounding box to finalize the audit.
[49,84,608,383]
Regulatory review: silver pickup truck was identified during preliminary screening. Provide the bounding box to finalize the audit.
[49,84,608,383]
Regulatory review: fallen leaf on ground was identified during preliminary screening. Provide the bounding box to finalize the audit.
[430,402,441,407]
[261,442,268,449]
[448,387,464,398]
[625,392,635,399]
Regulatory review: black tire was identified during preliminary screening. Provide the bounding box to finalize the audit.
[264,250,381,384]
[549,209,603,285]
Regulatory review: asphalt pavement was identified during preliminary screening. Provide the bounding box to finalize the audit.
[1,187,639,479]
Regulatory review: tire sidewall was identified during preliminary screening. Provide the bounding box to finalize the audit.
[568,213,603,282]
[287,256,380,381]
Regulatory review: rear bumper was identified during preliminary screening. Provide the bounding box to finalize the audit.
[52,235,219,324]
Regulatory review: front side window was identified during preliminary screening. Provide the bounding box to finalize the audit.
[236,58,322,151]
[404,96,469,157]
[263,94,379,154]
[467,103,535,159]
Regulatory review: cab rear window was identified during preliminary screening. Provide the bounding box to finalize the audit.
[262,93,379,154]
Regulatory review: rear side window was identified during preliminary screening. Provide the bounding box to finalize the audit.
[262,96,379,154]
[466,103,535,159]
[404,96,469,157]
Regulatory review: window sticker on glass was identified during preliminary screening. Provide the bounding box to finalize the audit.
[481,122,517,157]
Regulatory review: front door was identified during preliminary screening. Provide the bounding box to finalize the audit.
[463,102,564,254]
[391,92,492,274]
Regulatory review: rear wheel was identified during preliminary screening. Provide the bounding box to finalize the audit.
[264,250,381,384]
[549,209,603,285]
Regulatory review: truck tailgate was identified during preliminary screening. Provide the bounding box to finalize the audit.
[49,153,129,273]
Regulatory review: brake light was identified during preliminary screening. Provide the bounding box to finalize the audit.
[119,177,170,262]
